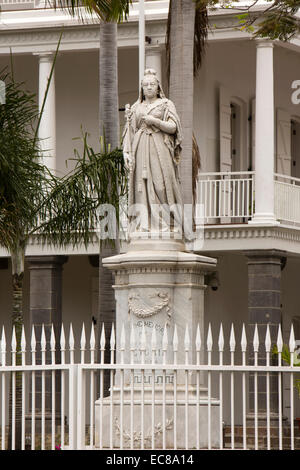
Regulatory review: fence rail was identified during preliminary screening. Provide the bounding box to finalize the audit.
[0,321,299,450]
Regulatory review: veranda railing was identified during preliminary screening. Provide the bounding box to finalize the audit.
[0,321,299,450]
[196,172,255,224]
[274,173,300,226]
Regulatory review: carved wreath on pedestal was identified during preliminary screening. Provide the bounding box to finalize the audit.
[115,417,173,445]
[128,291,171,322]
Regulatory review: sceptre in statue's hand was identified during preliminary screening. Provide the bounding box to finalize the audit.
[124,104,134,171]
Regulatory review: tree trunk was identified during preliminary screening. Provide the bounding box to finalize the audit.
[168,0,196,207]
[99,21,120,149]
[98,21,120,395]
[8,246,25,450]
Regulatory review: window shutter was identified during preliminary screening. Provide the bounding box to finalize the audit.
[219,86,232,172]
[276,109,291,176]
[251,98,255,171]
[219,87,232,221]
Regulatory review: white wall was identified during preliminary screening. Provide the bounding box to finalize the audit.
[205,253,248,347]
[194,40,300,175]
[56,51,99,175]
[274,45,300,116]
[194,40,256,173]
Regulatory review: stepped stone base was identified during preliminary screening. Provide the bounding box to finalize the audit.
[224,424,300,450]
[95,386,220,450]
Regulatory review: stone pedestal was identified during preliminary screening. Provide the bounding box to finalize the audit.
[95,242,220,449]
[96,387,220,449]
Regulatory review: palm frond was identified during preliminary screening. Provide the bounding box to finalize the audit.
[192,133,201,200]
[194,0,208,76]
[0,70,50,251]
[0,67,126,254]
[34,133,128,248]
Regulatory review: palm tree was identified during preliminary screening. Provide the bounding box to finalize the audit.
[0,73,49,450]
[166,0,208,209]
[98,20,121,389]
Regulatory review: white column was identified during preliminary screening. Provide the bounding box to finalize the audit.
[250,40,278,225]
[36,52,56,174]
[139,0,145,85]
[145,44,162,83]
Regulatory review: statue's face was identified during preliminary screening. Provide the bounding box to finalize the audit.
[142,77,158,99]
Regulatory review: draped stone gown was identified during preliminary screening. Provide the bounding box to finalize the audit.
[123,97,183,234]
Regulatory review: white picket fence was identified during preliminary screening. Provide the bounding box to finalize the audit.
[0,322,299,450]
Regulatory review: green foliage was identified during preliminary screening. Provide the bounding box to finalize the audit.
[36,132,128,248]
[255,10,300,41]
[272,344,300,398]
[0,71,50,252]
[194,0,209,76]
[0,71,128,256]
[272,343,293,365]
[194,0,300,41]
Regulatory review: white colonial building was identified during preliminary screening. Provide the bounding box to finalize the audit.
[0,0,300,448]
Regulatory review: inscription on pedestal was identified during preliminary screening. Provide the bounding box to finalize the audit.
[132,319,174,385]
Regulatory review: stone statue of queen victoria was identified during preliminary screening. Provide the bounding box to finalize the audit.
[122,69,184,240]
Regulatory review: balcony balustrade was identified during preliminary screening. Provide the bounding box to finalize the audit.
[0,0,160,11]
[196,171,255,225]
[196,171,300,229]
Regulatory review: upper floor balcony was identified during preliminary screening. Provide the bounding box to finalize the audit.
[197,171,300,227]
[194,171,300,255]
